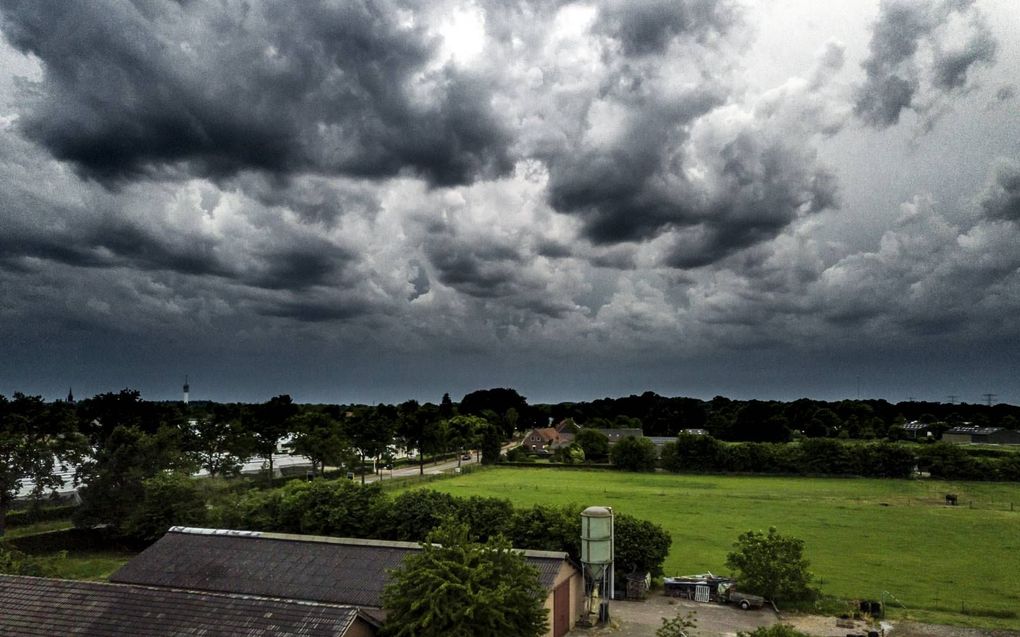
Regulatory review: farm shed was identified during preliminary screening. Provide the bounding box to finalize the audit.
[943,426,1020,444]
[0,574,376,636]
[112,526,584,637]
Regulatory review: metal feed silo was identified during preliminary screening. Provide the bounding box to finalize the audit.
[580,506,614,625]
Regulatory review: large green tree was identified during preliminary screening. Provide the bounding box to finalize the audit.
[610,435,658,472]
[74,424,193,534]
[289,411,351,475]
[186,416,255,477]
[381,521,548,637]
[574,428,610,462]
[345,406,396,484]
[725,527,816,604]
[0,394,86,537]
[247,395,298,483]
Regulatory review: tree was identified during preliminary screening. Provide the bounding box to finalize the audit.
[397,401,441,476]
[574,428,610,462]
[446,414,487,467]
[123,472,207,542]
[289,411,351,475]
[345,406,395,484]
[725,527,816,604]
[381,521,548,637]
[660,433,723,472]
[615,513,672,577]
[0,394,86,537]
[247,395,298,483]
[610,436,658,472]
[74,424,193,534]
[479,422,502,465]
[186,417,254,477]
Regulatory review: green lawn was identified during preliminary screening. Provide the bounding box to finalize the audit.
[402,467,1020,629]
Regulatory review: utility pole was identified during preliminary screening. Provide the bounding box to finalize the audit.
[946,395,958,405]
[982,393,997,407]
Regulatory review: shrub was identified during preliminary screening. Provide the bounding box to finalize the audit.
[726,527,817,605]
[123,472,207,542]
[610,436,658,472]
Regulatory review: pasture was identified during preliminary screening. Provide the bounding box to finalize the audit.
[403,467,1020,629]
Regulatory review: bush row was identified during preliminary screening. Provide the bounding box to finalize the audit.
[660,436,916,478]
[213,479,671,576]
[6,504,79,528]
[660,435,1020,481]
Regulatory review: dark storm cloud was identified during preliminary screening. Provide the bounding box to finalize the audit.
[241,175,381,227]
[978,160,1020,222]
[544,90,723,246]
[546,88,838,269]
[855,0,997,128]
[256,297,373,323]
[0,212,227,277]
[666,137,838,269]
[0,0,512,186]
[423,230,524,299]
[931,26,996,90]
[594,0,738,56]
[536,240,572,259]
[247,243,354,291]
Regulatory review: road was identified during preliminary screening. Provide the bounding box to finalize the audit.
[362,453,479,484]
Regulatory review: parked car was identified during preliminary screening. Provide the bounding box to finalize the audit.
[461,453,472,460]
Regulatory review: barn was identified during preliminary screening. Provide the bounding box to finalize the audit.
[111,526,585,637]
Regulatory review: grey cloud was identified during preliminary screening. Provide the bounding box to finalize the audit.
[256,297,373,323]
[931,24,996,90]
[536,240,572,259]
[0,211,227,278]
[0,0,512,186]
[978,159,1020,222]
[594,0,739,56]
[423,230,524,300]
[665,137,837,269]
[855,0,997,128]
[995,85,1016,102]
[247,243,354,291]
[544,89,724,246]
[240,175,381,227]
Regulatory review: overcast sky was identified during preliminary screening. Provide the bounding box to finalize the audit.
[1,0,1018,405]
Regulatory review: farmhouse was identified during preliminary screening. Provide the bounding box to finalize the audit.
[0,574,376,636]
[111,526,585,637]
[942,426,1020,445]
[524,426,568,451]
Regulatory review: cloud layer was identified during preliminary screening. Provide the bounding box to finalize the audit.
[0,0,1017,402]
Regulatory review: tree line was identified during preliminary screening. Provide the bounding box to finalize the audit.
[4,386,1020,536]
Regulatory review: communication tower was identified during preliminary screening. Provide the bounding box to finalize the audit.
[183,376,190,405]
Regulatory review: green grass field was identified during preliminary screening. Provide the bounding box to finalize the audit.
[403,468,1020,629]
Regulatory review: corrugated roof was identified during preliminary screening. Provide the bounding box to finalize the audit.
[946,426,1002,435]
[0,574,361,637]
[111,527,570,608]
